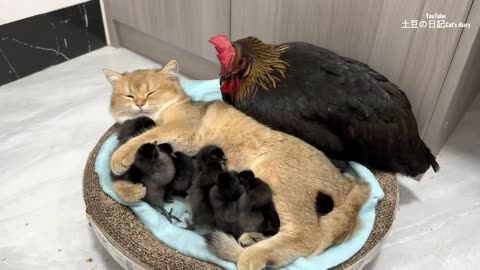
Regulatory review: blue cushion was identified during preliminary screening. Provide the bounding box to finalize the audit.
[95,79,385,270]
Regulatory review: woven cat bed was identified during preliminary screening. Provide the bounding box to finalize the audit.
[83,125,399,270]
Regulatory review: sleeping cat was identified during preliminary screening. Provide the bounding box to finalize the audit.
[103,68,170,124]
[104,68,197,203]
[105,60,370,269]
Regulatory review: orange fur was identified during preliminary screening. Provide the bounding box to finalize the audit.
[112,180,146,202]
[104,61,180,124]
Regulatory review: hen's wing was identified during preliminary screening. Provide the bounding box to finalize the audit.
[238,42,427,173]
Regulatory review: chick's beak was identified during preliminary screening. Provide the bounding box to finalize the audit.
[217,156,227,165]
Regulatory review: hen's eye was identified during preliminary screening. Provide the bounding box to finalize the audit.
[125,95,134,99]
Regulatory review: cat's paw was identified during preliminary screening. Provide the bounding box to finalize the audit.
[110,144,137,175]
[113,180,146,202]
[239,232,267,247]
[237,248,268,270]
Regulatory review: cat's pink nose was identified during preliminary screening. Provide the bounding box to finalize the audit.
[135,100,145,108]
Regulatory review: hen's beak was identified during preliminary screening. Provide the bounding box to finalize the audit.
[220,77,225,86]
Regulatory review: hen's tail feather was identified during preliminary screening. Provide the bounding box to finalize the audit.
[422,141,440,172]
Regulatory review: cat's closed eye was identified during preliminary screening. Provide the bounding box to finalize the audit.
[125,95,134,99]
[147,90,159,97]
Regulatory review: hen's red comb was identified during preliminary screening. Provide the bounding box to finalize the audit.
[209,35,235,74]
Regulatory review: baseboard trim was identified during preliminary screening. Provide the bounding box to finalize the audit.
[116,21,220,79]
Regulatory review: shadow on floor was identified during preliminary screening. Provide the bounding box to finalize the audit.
[360,249,382,270]
[86,223,123,270]
[398,181,420,206]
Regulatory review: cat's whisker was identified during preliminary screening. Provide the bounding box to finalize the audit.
[115,107,137,114]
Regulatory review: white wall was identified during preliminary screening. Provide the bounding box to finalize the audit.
[0,0,89,25]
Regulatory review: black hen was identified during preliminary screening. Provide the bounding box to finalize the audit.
[210,35,439,177]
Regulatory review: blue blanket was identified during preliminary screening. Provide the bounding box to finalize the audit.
[95,79,385,270]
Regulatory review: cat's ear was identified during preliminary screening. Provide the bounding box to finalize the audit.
[159,60,179,80]
[103,69,123,86]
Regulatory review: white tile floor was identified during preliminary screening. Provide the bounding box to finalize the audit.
[0,47,478,270]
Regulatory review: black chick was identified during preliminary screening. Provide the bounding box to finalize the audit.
[112,116,156,182]
[209,171,245,238]
[135,142,179,222]
[166,151,195,198]
[237,170,280,238]
[186,145,227,227]
[117,116,156,145]
[194,145,227,172]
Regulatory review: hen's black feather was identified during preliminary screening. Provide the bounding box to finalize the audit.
[225,41,439,176]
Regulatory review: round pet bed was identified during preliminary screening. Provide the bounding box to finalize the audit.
[83,125,399,270]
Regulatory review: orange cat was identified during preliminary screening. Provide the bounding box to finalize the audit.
[105,60,370,270]
[104,66,182,124]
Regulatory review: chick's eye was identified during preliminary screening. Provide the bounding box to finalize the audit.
[124,95,134,99]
